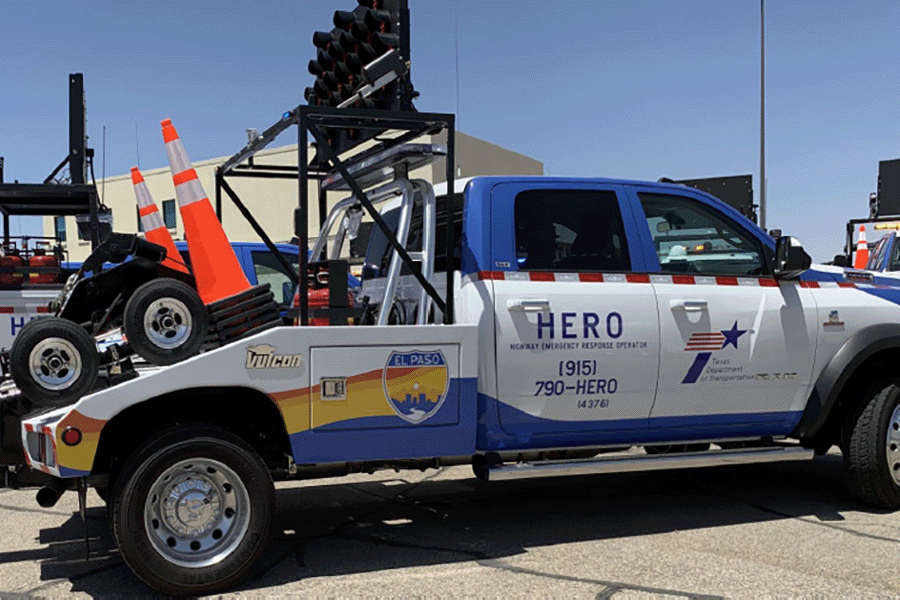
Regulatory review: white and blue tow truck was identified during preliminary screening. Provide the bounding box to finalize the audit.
[4,134,900,595]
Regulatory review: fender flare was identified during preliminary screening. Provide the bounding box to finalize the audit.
[793,323,900,440]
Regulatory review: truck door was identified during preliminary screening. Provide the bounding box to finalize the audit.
[490,183,660,444]
[630,188,817,438]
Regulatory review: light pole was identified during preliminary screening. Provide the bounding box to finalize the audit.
[759,0,766,230]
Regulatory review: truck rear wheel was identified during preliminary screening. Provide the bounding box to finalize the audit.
[123,279,207,365]
[9,317,98,408]
[111,425,275,596]
[843,377,900,509]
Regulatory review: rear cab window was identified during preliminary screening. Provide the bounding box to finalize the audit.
[514,189,631,272]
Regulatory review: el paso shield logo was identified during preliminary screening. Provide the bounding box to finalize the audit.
[383,350,449,424]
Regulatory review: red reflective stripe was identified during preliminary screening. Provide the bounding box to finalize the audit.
[172,168,198,186]
[529,272,555,282]
[37,307,50,313]
[626,273,651,283]
[138,204,157,217]
[0,307,13,313]
[474,271,859,288]
[478,271,504,280]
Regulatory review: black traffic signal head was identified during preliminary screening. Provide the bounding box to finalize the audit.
[307,0,417,161]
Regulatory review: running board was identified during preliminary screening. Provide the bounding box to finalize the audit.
[474,446,814,482]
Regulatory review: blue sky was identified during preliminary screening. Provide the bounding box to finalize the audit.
[1,0,899,262]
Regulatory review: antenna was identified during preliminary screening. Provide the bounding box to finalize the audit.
[101,125,106,204]
[135,121,141,169]
[455,6,461,132]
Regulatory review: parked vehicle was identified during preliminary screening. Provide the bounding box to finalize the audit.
[867,230,900,272]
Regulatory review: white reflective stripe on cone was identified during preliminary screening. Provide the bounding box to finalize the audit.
[164,139,193,175]
[173,177,206,208]
[141,211,166,231]
[133,182,156,208]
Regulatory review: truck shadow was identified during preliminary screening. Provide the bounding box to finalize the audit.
[33,453,889,597]
[247,453,879,590]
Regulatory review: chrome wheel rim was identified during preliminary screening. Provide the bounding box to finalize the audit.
[143,298,192,350]
[887,405,900,486]
[29,337,82,391]
[144,458,250,568]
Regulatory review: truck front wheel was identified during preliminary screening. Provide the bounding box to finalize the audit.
[123,279,208,365]
[843,377,900,509]
[111,425,275,596]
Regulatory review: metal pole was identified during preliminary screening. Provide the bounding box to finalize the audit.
[297,115,309,326]
[445,123,455,324]
[759,0,766,230]
[215,169,223,221]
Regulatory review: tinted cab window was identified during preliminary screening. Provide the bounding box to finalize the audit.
[639,193,767,276]
[514,189,630,271]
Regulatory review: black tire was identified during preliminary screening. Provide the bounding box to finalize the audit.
[843,377,900,509]
[111,425,275,596]
[9,317,98,408]
[123,279,207,365]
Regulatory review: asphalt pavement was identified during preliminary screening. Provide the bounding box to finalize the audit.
[1,449,899,598]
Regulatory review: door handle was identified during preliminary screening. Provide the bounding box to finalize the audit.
[669,299,708,312]
[507,299,550,312]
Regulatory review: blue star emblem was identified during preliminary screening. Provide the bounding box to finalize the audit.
[720,321,746,349]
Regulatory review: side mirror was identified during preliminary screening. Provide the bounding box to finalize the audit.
[832,254,850,267]
[774,236,812,279]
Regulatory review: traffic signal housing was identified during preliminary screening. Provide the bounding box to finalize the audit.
[306,0,417,160]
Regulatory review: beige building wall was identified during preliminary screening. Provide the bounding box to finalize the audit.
[45,131,542,261]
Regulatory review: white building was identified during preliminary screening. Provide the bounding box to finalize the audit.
[45,131,542,262]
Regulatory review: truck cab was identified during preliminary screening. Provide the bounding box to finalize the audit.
[359,177,833,450]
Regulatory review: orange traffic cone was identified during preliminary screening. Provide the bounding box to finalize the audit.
[853,224,869,269]
[131,167,190,275]
[161,119,250,304]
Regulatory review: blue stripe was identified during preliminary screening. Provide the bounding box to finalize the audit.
[799,269,840,283]
[681,352,711,384]
[477,393,802,451]
[857,285,900,306]
[58,466,89,479]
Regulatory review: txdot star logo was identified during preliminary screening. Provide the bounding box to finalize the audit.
[682,321,746,384]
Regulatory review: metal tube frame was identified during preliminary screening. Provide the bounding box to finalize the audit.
[215,104,455,326]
